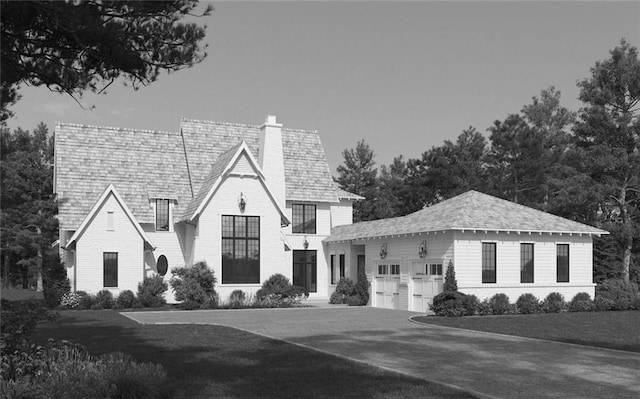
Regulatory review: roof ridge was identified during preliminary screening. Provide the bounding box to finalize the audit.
[55,121,176,136]
[180,118,318,134]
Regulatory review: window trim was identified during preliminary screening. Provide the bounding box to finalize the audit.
[103,252,118,288]
[292,204,317,234]
[482,242,496,284]
[520,243,534,283]
[556,244,570,283]
[221,215,261,284]
[155,199,170,231]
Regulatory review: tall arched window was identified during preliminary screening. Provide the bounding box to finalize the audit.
[157,255,168,276]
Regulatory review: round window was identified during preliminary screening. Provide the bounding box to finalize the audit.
[156,255,168,276]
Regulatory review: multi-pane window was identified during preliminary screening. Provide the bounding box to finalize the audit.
[339,254,345,279]
[156,199,170,231]
[378,264,389,275]
[429,263,443,276]
[222,215,260,284]
[521,243,534,283]
[482,243,496,283]
[330,255,336,284]
[390,264,400,275]
[292,204,316,234]
[293,250,317,292]
[557,244,569,283]
[103,252,118,287]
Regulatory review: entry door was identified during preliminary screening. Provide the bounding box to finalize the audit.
[293,250,317,292]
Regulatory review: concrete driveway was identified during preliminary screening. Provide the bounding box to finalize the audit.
[123,307,640,399]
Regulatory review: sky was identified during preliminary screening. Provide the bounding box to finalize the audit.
[6,1,640,173]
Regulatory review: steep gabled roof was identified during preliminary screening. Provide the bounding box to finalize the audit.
[325,190,608,243]
[181,141,290,226]
[55,118,338,230]
[64,184,155,250]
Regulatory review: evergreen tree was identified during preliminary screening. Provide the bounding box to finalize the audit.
[444,260,458,292]
[336,140,379,222]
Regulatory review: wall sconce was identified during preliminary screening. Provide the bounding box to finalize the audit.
[380,243,387,259]
[419,240,427,258]
[238,192,246,212]
[303,237,309,250]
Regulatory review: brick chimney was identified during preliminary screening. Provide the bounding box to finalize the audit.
[259,115,286,207]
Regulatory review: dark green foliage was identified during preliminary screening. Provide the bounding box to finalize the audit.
[229,290,245,302]
[76,291,94,310]
[330,278,356,304]
[595,279,639,311]
[329,291,344,305]
[354,264,370,306]
[170,262,217,309]
[462,294,480,316]
[335,140,380,222]
[0,299,55,352]
[346,294,363,306]
[515,293,541,314]
[444,260,458,292]
[488,293,511,315]
[115,290,137,309]
[95,290,113,309]
[568,292,596,312]
[137,275,168,308]
[541,292,566,313]
[254,274,308,308]
[43,257,70,308]
[594,296,615,311]
[1,0,211,121]
[430,291,468,317]
[256,273,291,299]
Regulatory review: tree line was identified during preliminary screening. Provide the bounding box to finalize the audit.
[336,39,640,285]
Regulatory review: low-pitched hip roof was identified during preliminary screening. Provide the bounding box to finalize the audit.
[325,190,608,242]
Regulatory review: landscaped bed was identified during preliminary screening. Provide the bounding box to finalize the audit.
[413,311,640,353]
[29,309,478,399]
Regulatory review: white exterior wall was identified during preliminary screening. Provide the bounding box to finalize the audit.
[192,172,286,301]
[330,199,354,227]
[74,193,145,295]
[453,231,596,301]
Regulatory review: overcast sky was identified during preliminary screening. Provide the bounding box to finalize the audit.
[6,1,640,172]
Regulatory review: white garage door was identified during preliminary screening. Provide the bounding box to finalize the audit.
[411,263,444,313]
[374,264,400,309]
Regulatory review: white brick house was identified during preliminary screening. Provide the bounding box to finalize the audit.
[324,191,608,312]
[55,115,361,301]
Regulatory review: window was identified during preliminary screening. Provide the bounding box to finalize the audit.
[378,264,388,275]
[107,211,114,231]
[156,199,170,231]
[339,254,345,279]
[557,244,569,282]
[429,263,443,276]
[222,215,260,284]
[156,255,168,277]
[521,243,534,283]
[292,204,316,234]
[390,264,400,275]
[330,255,336,284]
[293,250,317,292]
[482,243,496,283]
[103,252,118,287]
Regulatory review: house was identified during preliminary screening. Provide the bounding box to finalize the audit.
[54,115,362,301]
[324,190,608,312]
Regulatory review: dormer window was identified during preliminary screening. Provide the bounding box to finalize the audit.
[156,199,170,231]
[292,204,316,234]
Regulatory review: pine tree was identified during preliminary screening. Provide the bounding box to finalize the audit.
[444,260,458,292]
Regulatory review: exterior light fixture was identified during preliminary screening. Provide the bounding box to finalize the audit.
[380,243,387,259]
[303,237,309,250]
[238,192,246,212]
[419,240,427,258]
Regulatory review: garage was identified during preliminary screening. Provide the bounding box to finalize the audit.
[374,263,400,309]
[411,262,443,312]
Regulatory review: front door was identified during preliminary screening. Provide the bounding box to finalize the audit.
[293,250,317,292]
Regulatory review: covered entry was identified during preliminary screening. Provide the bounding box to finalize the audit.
[411,262,444,312]
[374,263,400,309]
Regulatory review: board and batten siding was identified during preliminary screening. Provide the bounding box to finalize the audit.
[453,231,595,301]
[73,192,144,294]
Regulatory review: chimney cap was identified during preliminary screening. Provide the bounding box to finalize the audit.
[260,114,282,129]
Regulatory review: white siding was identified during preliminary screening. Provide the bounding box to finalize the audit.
[330,199,354,227]
[74,193,144,295]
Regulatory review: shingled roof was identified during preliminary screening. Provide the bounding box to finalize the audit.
[55,117,340,231]
[325,190,608,243]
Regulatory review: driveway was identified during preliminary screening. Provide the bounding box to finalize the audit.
[123,307,640,399]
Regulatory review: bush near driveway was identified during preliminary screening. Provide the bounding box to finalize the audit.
[138,275,168,308]
[170,261,217,310]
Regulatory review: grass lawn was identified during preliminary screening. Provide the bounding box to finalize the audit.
[413,311,640,353]
[32,310,478,399]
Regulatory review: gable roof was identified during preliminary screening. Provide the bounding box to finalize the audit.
[325,190,608,243]
[181,141,290,226]
[55,118,338,230]
[64,184,155,251]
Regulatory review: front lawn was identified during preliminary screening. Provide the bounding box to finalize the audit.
[32,310,477,399]
[413,311,640,352]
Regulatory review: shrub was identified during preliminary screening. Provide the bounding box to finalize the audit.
[462,294,480,316]
[595,279,639,311]
[488,293,511,315]
[95,290,114,309]
[354,264,370,306]
[137,275,168,308]
[594,296,615,311]
[478,298,492,315]
[346,295,363,306]
[430,291,468,317]
[115,290,137,309]
[59,292,81,309]
[256,273,291,299]
[329,291,344,305]
[541,292,566,313]
[170,262,217,309]
[568,292,596,312]
[43,258,71,309]
[76,291,95,310]
[330,278,356,304]
[443,260,458,292]
[515,293,540,314]
[0,299,56,352]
